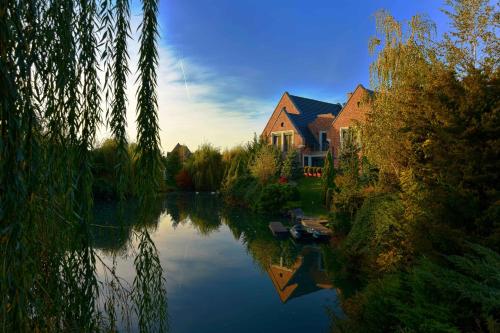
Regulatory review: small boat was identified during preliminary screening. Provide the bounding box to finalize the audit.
[289,224,313,240]
[311,229,330,241]
[301,219,332,241]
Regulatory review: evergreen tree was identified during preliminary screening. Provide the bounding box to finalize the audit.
[281,149,301,180]
[321,150,336,207]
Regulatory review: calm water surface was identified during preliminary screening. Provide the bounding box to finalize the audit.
[92,193,342,333]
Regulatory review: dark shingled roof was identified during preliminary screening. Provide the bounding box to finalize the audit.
[287,94,342,147]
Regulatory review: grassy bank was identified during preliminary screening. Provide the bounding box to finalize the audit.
[296,177,328,217]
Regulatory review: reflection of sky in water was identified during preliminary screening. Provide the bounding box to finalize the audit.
[96,197,340,333]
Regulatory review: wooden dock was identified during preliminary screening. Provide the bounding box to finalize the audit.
[301,219,332,236]
[269,222,289,237]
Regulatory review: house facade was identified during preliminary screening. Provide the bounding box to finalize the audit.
[261,84,373,167]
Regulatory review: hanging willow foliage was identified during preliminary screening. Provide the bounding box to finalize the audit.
[111,0,130,202]
[136,0,162,207]
[0,0,167,331]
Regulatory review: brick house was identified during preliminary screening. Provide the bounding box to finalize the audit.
[261,84,373,167]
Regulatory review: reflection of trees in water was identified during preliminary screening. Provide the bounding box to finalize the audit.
[162,193,301,269]
[92,197,166,254]
[164,193,223,235]
[92,194,344,325]
[163,193,189,227]
[221,209,301,271]
[89,199,169,331]
[133,228,169,332]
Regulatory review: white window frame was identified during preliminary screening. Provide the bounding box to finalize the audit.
[339,127,349,148]
[272,133,281,148]
[270,130,294,152]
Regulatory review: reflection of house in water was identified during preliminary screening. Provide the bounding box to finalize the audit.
[266,246,333,303]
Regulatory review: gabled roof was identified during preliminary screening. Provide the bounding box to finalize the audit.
[169,143,191,161]
[286,94,342,147]
[331,84,374,126]
[288,94,343,116]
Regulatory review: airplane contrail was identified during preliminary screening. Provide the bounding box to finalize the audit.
[179,59,191,100]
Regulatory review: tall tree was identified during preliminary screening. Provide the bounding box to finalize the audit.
[0,0,168,330]
[365,0,499,249]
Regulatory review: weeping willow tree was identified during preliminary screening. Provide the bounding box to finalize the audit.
[0,0,168,331]
[364,1,499,242]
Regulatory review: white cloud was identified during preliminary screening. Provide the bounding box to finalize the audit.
[98,14,273,153]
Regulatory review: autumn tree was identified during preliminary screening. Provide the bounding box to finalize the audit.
[250,145,281,184]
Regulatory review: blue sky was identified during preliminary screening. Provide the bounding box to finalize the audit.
[118,0,451,152]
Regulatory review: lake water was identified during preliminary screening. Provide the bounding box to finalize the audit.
[92,193,342,333]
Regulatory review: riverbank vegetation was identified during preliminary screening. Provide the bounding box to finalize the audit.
[327,1,500,332]
[161,137,303,214]
[91,139,138,199]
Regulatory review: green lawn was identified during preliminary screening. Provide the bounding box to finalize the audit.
[296,176,329,218]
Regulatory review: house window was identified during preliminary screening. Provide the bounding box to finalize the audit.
[340,127,361,150]
[272,134,282,149]
[340,127,349,148]
[303,155,324,167]
[319,131,328,151]
[357,101,361,108]
[283,133,292,152]
[280,122,284,127]
[311,156,324,167]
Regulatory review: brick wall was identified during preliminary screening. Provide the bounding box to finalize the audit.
[328,85,372,165]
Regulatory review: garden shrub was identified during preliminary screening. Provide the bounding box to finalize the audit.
[223,175,260,207]
[281,149,302,180]
[342,193,406,272]
[250,145,280,184]
[329,211,351,236]
[333,245,500,333]
[255,183,300,214]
